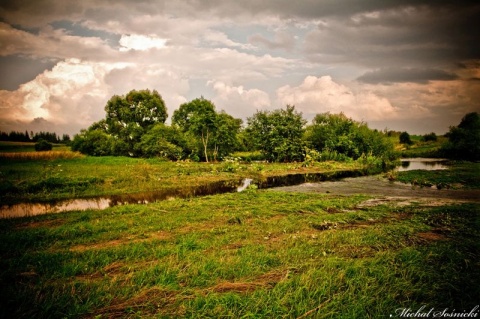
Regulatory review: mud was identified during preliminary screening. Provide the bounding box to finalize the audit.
[269,175,480,207]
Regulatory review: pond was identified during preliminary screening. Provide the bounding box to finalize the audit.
[397,158,448,171]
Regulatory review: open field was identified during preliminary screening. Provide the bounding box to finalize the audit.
[0,154,374,205]
[0,141,71,153]
[1,188,478,318]
[0,160,479,318]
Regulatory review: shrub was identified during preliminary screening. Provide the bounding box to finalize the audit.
[34,139,53,152]
[399,132,413,145]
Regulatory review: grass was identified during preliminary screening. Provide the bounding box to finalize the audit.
[0,189,478,318]
[0,155,368,205]
[393,161,480,189]
[390,135,447,158]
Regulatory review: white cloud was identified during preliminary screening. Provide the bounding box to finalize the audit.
[208,80,271,118]
[276,75,399,121]
[119,34,167,51]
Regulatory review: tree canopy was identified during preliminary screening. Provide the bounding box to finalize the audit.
[246,105,306,162]
[442,112,480,161]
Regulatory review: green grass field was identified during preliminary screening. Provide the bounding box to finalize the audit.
[1,188,478,318]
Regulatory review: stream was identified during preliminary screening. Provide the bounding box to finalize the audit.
[1,159,477,218]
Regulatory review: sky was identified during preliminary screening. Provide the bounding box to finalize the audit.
[0,0,479,136]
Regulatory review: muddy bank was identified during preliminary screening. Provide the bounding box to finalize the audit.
[269,175,480,204]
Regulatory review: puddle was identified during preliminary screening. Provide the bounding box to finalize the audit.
[0,170,364,219]
[397,158,448,171]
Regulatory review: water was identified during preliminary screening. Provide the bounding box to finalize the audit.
[397,158,448,172]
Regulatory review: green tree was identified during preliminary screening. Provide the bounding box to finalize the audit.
[71,129,114,156]
[212,112,242,161]
[442,112,480,160]
[34,138,53,151]
[246,105,306,162]
[399,131,413,145]
[304,112,395,160]
[172,98,218,162]
[105,89,167,155]
[137,123,189,160]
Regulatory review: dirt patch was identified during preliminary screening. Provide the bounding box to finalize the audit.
[416,229,448,242]
[69,231,172,252]
[209,269,287,293]
[15,218,66,230]
[271,176,480,205]
[90,287,184,318]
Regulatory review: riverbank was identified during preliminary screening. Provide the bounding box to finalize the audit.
[0,154,382,206]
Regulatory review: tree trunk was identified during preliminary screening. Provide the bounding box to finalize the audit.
[201,129,209,162]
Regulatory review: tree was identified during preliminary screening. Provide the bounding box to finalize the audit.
[137,123,189,160]
[73,89,168,157]
[399,131,413,145]
[211,112,242,161]
[104,89,167,156]
[71,129,114,156]
[441,112,480,160]
[304,112,395,160]
[34,138,53,151]
[172,98,218,162]
[246,105,306,162]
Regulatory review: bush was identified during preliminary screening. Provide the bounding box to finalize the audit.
[34,139,53,152]
[422,132,437,142]
[399,132,413,145]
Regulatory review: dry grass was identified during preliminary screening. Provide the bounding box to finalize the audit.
[0,150,83,161]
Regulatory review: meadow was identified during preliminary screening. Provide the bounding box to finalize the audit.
[1,144,478,318]
[1,185,478,318]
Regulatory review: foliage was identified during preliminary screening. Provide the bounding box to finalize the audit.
[246,105,306,162]
[72,90,168,157]
[172,98,241,162]
[422,132,437,142]
[399,131,413,145]
[71,129,115,156]
[34,138,53,151]
[304,113,395,161]
[137,124,188,160]
[441,112,480,161]
[0,130,70,143]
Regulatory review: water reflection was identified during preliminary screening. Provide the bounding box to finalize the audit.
[397,158,448,172]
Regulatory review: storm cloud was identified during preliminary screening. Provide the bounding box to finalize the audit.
[0,0,479,135]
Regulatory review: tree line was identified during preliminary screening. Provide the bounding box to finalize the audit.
[70,89,400,163]
[0,131,71,144]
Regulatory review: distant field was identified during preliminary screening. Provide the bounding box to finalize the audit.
[389,135,447,158]
[0,141,70,153]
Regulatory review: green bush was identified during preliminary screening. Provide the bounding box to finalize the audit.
[34,139,53,151]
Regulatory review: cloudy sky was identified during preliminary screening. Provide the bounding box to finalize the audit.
[1,0,479,136]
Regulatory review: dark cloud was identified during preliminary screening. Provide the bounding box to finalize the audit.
[357,68,458,84]
[0,56,57,90]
